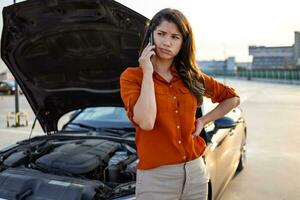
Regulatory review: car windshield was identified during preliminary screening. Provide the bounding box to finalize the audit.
[73,107,130,122]
[63,107,134,134]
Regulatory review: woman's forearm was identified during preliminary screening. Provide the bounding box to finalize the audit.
[133,71,157,130]
[200,97,240,125]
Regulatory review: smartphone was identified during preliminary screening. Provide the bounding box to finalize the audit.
[148,32,153,45]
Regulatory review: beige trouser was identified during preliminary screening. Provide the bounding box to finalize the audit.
[136,157,209,200]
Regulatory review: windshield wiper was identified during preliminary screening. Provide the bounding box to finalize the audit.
[69,123,126,135]
[96,127,127,135]
[68,123,134,137]
[68,122,97,131]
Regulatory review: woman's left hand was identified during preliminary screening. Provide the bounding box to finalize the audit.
[192,117,206,137]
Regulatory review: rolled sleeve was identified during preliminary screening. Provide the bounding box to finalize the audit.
[201,73,239,103]
[120,68,141,126]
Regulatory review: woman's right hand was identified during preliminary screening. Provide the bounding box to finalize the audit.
[138,44,156,74]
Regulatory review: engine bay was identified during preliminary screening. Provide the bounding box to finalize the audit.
[0,137,138,200]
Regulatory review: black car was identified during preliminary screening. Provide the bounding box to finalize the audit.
[0,0,247,199]
[62,101,247,200]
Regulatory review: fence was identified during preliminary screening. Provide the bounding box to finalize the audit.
[203,69,300,83]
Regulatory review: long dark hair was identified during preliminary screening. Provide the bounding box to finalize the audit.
[140,8,205,105]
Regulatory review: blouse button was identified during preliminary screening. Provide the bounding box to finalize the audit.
[175,110,178,113]
[177,125,180,129]
[173,96,177,100]
[178,140,182,144]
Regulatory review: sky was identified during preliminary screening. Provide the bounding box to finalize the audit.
[1,0,300,62]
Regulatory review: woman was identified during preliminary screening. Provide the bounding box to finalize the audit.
[120,8,240,200]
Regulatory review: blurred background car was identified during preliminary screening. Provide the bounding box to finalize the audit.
[0,80,23,95]
[0,80,15,94]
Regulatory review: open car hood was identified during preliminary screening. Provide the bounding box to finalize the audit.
[1,0,148,132]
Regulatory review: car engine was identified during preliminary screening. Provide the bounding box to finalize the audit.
[0,138,138,200]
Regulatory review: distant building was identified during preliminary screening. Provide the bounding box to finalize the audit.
[249,46,294,69]
[249,31,300,69]
[294,32,300,66]
[198,57,236,73]
[236,62,252,70]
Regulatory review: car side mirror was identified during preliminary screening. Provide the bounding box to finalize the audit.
[214,116,236,129]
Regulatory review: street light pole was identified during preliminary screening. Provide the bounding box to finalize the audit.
[14,83,20,126]
[13,0,20,127]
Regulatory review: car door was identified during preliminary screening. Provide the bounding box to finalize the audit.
[210,110,243,195]
[202,100,232,187]
[224,108,245,173]
[207,124,232,194]
[201,99,243,195]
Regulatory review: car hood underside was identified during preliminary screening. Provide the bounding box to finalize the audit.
[1,0,148,132]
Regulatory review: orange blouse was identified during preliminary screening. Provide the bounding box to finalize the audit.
[120,66,239,169]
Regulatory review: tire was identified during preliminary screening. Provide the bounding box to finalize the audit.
[237,136,246,172]
[207,180,212,200]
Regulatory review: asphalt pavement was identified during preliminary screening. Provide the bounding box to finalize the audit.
[0,78,300,200]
